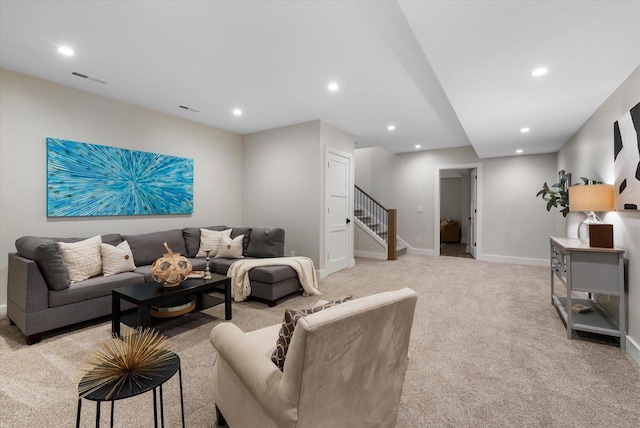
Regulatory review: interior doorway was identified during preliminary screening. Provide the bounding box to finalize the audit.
[434,164,482,259]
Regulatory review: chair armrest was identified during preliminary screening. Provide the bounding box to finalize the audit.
[210,323,295,419]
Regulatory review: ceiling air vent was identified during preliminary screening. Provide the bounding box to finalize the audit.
[178,105,200,113]
[71,72,106,84]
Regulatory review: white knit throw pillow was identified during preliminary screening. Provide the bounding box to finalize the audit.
[58,236,103,283]
[196,228,232,257]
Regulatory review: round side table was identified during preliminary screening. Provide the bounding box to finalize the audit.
[76,351,185,428]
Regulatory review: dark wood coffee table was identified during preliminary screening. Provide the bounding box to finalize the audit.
[112,273,231,336]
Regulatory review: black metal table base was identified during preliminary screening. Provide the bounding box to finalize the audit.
[76,354,185,428]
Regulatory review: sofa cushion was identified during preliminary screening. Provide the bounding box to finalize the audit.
[196,228,232,257]
[101,233,123,247]
[48,272,145,307]
[134,265,154,282]
[271,296,353,370]
[182,225,228,257]
[216,234,244,259]
[230,227,251,256]
[15,236,72,291]
[246,228,285,258]
[101,241,136,276]
[58,236,103,283]
[248,265,298,283]
[123,229,187,266]
[213,258,237,275]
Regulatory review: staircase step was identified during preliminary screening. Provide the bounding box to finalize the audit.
[396,245,407,256]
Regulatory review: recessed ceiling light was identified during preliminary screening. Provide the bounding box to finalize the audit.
[516,149,524,154]
[520,127,530,133]
[387,125,396,131]
[415,144,421,149]
[233,108,242,116]
[58,46,74,56]
[328,82,339,92]
[531,67,548,77]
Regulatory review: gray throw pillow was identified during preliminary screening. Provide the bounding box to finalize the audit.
[246,228,285,258]
[15,236,71,291]
[123,229,187,266]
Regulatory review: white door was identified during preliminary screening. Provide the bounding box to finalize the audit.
[325,150,351,275]
[469,168,477,258]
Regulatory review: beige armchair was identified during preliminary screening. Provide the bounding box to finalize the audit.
[209,287,418,428]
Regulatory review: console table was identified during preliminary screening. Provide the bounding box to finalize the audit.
[549,237,625,349]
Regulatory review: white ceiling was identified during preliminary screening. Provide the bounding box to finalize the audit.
[1,0,638,158]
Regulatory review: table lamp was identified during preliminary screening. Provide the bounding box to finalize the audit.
[568,184,614,244]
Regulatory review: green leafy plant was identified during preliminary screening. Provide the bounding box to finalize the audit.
[536,176,602,217]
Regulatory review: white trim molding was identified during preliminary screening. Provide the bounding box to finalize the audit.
[476,253,548,267]
[626,335,640,367]
[0,304,6,318]
[354,251,387,260]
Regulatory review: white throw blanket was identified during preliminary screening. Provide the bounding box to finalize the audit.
[227,257,322,302]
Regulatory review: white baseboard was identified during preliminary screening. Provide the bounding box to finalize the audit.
[476,253,548,267]
[0,304,6,318]
[354,251,386,260]
[407,247,438,256]
[317,269,327,279]
[626,335,640,367]
[349,258,356,268]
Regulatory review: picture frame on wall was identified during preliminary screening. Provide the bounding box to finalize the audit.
[559,170,571,190]
[613,101,640,211]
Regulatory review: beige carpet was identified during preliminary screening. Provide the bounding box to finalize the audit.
[1,255,639,427]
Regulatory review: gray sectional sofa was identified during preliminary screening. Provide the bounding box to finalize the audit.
[7,226,303,344]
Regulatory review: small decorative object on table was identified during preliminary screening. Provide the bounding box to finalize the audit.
[151,295,196,318]
[78,327,173,399]
[151,242,192,287]
[204,250,212,279]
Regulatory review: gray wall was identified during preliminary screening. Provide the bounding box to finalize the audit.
[0,68,244,310]
[242,120,355,273]
[242,121,323,266]
[557,65,640,364]
[355,145,561,263]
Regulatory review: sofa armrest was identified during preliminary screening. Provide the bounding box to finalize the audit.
[210,322,295,418]
[7,253,49,312]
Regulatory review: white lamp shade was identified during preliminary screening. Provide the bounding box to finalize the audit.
[569,184,614,212]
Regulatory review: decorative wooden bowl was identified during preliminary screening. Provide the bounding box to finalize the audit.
[151,242,192,287]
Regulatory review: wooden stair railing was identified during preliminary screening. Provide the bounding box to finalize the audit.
[354,185,397,260]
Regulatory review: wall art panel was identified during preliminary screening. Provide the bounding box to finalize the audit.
[613,101,640,211]
[47,138,194,217]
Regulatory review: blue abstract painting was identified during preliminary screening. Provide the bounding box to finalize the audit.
[47,138,194,217]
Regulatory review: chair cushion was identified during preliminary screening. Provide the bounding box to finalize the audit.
[271,296,352,370]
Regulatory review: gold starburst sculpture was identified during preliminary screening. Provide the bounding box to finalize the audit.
[78,328,173,399]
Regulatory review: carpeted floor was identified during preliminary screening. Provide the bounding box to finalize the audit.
[440,243,473,258]
[1,255,639,427]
